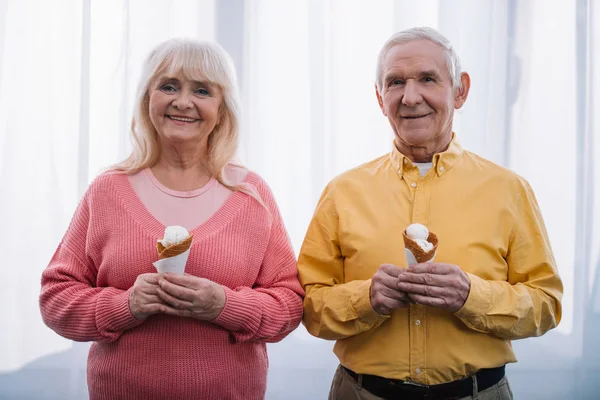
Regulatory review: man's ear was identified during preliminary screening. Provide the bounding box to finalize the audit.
[375,84,387,116]
[454,72,471,109]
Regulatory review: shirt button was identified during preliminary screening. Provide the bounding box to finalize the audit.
[439,166,445,171]
[403,158,408,164]
[411,182,417,188]
[416,368,422,375]
[415,320,421,326]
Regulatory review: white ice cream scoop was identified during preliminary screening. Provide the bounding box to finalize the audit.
[158,225,190,247]
[414,238,434,252]
[406,223,429,241]
[403,223,437,266]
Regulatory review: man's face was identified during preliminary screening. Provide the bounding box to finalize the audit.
[376,40,468,160]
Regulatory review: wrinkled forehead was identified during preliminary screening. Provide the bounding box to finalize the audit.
[382,40,448,76]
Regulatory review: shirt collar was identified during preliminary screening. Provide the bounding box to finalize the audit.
[389,133,464,178]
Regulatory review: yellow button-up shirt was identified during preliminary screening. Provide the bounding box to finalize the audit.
[297,136,563,385]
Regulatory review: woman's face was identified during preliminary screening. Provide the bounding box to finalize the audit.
[148,72,223,146]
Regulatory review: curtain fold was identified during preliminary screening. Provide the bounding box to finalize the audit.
[0,0,84,372]
[0,0,217,376]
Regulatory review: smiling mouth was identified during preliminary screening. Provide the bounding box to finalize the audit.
[402,113,431,119]
[167,115,199,123]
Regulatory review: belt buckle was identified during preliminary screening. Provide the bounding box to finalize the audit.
[399,380,433,398]
[401,380,428,389]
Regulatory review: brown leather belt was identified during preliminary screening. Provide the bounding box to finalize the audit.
[342,365,505,400]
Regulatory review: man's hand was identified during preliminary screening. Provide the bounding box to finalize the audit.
[370,264,411,315]
[396,263,471,312]
[157,273,226,321]
[129,273,166,320]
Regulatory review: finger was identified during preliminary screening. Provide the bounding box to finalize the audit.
[139,293,164,304]
[140,273,162,284]
[408,293,448,308]
[157,288,195,309]
[132,294,165,313]
[407,263,452,275]
[137,303,164,315]
[378,264,407,278]
[372,287,409,309]
[374,285,409,301]
[378,298,409,312]
[162,273,202,288]
[376,274,407,291]
[397,272,448,287]
[397,282,448,298]
[160,305,194,318]
[159,278,197,302]
[132,283,160,298]
[137,282,163,295]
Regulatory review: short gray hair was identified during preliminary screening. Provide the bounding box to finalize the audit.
[375,27,463,91]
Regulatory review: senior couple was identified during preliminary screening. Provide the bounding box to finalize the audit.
[40,27,562,400]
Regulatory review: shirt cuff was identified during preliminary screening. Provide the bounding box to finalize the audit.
[454,272,492,325]
[97,288,145,333]
[212,286,253,331]
[351,279,390,324]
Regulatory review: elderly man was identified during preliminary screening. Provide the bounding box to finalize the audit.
[297,27,563,400]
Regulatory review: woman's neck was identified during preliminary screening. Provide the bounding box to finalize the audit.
[151,156,212,192]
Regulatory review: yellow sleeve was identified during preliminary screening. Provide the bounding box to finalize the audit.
[297,183,389,340]
[455,178,563,339]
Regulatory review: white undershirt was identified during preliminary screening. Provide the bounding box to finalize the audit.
[414,162,433,177]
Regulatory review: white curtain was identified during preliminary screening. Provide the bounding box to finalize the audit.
[1,0,598,398]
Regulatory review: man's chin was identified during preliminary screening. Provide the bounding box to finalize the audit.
[396,130,436,145]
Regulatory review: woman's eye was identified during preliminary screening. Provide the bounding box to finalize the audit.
[160,84,177,92]
[196,88,211,96]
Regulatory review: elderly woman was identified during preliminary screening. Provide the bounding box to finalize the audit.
[39,38,304,400]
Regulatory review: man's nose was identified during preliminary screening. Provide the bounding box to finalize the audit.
[401,80,423,107]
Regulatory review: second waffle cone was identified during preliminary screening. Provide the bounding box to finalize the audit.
[402,231,438,263]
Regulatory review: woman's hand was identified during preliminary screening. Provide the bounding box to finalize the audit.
[129,273,165,320]
[157,273,226,321]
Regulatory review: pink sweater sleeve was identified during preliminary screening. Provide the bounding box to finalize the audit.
[212,182,304,343]
[39,190,143,343]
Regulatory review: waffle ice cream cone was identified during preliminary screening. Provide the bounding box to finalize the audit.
[153,226,193,274]
[156,235,193,259]
[403,226,438,266]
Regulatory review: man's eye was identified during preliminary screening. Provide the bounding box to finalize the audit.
[391,79,404,86]
[423,77,435,82]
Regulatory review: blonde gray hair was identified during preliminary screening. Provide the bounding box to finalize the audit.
[375,27,463,91]
[112,38,254,198]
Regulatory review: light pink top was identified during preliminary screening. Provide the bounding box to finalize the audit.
[127,165,248,230]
